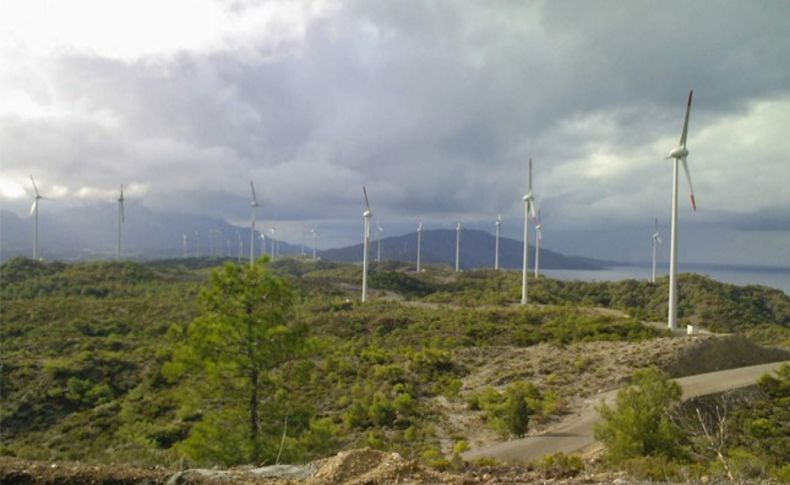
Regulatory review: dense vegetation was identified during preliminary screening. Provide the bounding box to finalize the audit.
[0,256,787,473]
[593,364,790,481]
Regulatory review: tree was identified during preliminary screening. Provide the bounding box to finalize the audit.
[164,259,307,464]
[594,367,684,462]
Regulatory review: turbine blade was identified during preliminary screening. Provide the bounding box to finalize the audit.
[529,201,538,222]
[250,180,259,205]
[654,217,658,232]
[528,158,533,191]
[30,199,37,216]
[679,90,693,147]
[363,186,370,211]
[30,175,40,197]
[657,237,663,244]
[681,157,696,211]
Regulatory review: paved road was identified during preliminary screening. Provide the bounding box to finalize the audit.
[462,361,788,463]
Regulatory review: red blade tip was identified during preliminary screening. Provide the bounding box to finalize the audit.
[690,194,697,211]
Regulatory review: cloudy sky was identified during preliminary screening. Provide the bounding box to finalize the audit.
[1,0,789,265]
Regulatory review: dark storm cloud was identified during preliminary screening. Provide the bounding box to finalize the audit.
[2,0,789,261]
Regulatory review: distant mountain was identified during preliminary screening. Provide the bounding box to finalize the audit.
[319,229,605,270]
[1,206,602,269]
[0,204,304,261]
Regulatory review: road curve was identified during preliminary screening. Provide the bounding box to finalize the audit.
[461,361,788,463]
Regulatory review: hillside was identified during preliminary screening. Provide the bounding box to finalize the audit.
[319,228,605,270]
[1,256,788,481]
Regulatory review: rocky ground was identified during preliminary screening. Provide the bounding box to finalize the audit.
[0,449,644,484]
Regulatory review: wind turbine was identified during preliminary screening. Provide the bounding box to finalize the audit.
[455,221,462,272]
[195,230,200,257]
[651,218,662,283]
[665,90,697,331]
[237,230,242,262]
[249,180,260,266]
[270,227,276,260]
[116,185,125,260]
[416,221,422,272]
[361,186,373,302]
[376,223,383,262]
[494,214,502,270]
[182,233,187,258]
[534,210,542,278]
[521,159,537,305]
[310,227,317,260]
[29,176,47,260]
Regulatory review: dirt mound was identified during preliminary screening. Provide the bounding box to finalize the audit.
[308,448,456,484]
[665,335,789,377]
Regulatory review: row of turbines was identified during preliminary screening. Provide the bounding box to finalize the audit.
[27,91,696,331]
[347,90,697,332]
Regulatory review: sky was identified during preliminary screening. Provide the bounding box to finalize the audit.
[1,0,789,265]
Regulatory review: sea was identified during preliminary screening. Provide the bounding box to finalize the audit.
[543,263,790,294]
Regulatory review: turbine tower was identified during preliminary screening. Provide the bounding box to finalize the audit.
[416,221,422,272]
[534,210,542,278]
[455,221,462,272]
[361,186,373,302]
[249,180,260,266]
[521,159,537,305]
[270,227,276,260]
[260,233,266,258]
[116,185,125,260]
[310,227,317,260]
[29,176,46,260]
[494,214,502,270]
[651,218,662,283]
[237,230,242,262]
[376,224,383,262]
[195,230,200,257]
[182,233,187,259]
[666,90,696,331]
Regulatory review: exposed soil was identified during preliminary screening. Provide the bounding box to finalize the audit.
[434,334,789,454]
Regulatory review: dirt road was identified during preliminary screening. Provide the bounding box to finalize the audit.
[461,361,788,463]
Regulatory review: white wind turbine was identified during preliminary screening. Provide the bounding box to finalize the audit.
[194,230,200,257]
[376,223,383,262]
[116,185,125,260]
[29,176,47,260]
[651,218,662,283]
[521,159,538,305]
[237,230,242,262]
[361,186,373,302]
[270,227,277,260]
[182,233,187,258]
[494,214,502,270]
[310,227,317,260]
[249,180,260,265]
[416,221,422,272]
[666,90,697,331]
[534,210,543,278]
[259,233,266,258]
[455,221,462,272]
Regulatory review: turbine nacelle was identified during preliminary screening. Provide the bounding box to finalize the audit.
[668,146,688,160]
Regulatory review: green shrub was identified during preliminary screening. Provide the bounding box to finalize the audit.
[538,452,584,478]
[594,367,684,462]
[620,455,682,481]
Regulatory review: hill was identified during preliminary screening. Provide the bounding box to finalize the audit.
[319,228,605,270]
[0,257,788,479]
